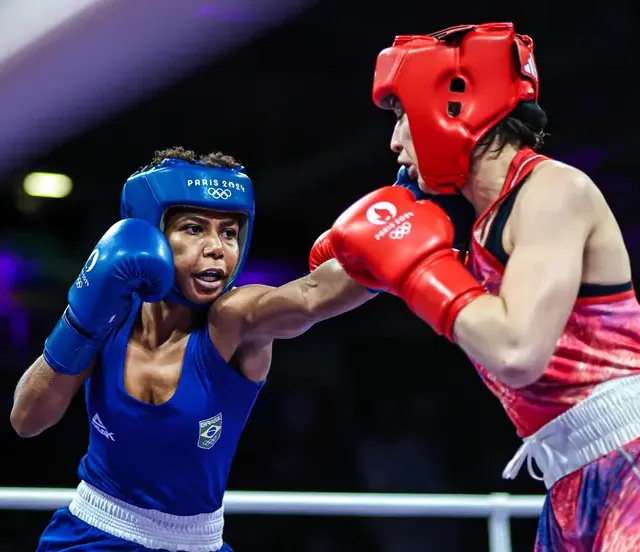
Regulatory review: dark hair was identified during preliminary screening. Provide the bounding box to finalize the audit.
[475,101,548,156]
[145,146,243,170]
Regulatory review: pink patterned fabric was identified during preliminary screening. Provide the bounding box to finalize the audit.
[465,148,640,549]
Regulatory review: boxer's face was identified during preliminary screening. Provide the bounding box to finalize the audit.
[389,99,435,194]
[164,208,241,304]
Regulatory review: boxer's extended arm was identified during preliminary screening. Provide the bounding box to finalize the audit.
[11,356,93,437]
[453,169,594,388]
[242,259,372,342]
[211,261,370,382]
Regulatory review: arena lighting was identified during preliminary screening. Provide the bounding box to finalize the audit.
[22,172,73,198]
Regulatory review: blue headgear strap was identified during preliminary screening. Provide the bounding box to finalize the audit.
[120,158,255,307]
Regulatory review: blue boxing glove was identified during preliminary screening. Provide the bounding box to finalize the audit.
[392,166,429,200]
[393,166,475,249]
[44,219,174,375]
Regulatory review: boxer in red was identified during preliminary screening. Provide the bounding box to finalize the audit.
[326,23,640,551]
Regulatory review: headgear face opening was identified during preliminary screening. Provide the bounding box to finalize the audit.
[373,22,540,194]
[120,158,255,307]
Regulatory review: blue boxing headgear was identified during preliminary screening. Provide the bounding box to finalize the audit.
[120,158,255,307]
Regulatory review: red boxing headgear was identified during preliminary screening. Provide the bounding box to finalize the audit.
[373,22,540,194]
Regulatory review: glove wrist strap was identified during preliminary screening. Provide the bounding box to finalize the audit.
[400,253,485,341]
[43,307,102,375]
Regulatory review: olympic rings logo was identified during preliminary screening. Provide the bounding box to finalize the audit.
[206,188,232,200]
[389,222,412,240]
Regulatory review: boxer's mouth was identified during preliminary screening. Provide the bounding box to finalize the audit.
[407,165,418,180]
[194,269,225,283]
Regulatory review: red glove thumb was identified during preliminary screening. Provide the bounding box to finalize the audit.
[309,230,336,271]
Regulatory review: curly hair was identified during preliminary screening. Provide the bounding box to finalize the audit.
[145,146,243,170]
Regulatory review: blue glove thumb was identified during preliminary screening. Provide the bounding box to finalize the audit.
[392,166,429,200]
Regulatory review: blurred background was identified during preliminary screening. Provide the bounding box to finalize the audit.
[0,0,638,550]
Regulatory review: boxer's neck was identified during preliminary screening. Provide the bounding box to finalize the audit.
[137,300,198,349]
[460,143,520,217]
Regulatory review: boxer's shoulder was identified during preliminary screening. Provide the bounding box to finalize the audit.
[531,158,592,187]
[207,284,274,326]
[532,158,598,193]
[205,285,274,382]
[514,159,598,220]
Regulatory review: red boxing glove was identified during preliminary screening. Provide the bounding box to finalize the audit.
[329,186,484,340]
[309,229,386,292]
[309,230,335,271]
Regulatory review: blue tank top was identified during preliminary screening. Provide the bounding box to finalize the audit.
[77,299,264,516]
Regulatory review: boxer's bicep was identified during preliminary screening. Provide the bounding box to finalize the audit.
[242,259,372,342]
[453,170,596,387]
[500,171,594,370]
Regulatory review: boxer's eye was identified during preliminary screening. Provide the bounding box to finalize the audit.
[184,224,203,235]
[388,97,405,120]
[221,228,237,240]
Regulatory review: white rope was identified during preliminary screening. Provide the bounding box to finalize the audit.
[0,488,546,552]
[0,487,544,517]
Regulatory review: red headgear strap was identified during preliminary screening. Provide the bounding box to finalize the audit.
[373,22,540,194]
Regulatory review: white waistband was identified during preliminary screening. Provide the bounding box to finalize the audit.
[502,374,640,489]
[69,481,224,552]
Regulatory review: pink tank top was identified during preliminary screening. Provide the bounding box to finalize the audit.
[467,148,640,437]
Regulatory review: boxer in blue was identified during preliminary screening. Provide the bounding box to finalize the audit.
[10,147,373,552]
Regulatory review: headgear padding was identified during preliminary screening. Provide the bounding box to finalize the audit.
[373,22,541,194]
[120,158,255,306]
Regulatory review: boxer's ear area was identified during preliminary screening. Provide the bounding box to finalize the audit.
[449,77,465,93]
[447,77,466,118]
[447,102,462,117]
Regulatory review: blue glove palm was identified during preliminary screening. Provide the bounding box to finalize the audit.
[44,219,174,374]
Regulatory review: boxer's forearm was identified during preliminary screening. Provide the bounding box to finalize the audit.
[244,260,373,341]
[10,355,91,437]
[452,295,551,388]
[303,259,374,318]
